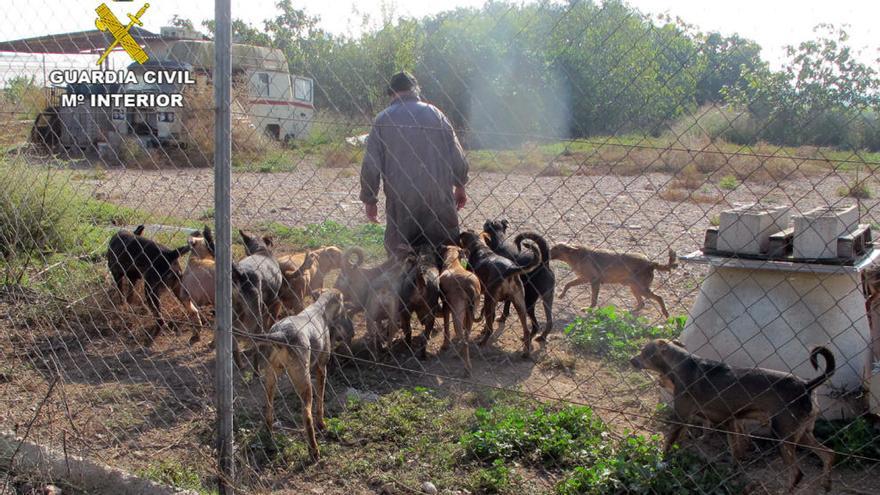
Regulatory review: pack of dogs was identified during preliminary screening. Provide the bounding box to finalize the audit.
[105,220,840,490]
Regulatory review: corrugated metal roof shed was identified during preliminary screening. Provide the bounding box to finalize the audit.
[0,27,161,55]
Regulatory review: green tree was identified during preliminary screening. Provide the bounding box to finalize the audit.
[726,24,880,149]
[695,32,763,105]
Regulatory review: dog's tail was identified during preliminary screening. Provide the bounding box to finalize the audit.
[504,240,542,278]
[514,232,550,266]
[653,249,678,272]
[232,329,287,345]
[805,346,836,392]
[165,245,191,261]
[343,247,365,270]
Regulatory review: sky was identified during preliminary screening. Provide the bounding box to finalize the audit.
[0,0,877,82]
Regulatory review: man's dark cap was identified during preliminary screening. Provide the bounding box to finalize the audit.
[387,71,418,95]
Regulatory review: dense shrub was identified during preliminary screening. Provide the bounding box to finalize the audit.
[0,161,76,256]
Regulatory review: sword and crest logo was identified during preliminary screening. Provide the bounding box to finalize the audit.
[94,2,151,66]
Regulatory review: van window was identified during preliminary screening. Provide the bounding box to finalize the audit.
[256,73,270,97]
[294,77,312,103]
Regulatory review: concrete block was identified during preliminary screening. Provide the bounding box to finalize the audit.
[717,204,791,255]
[703,227,718,251]
[793,205,858,259]
[837,224,872,260]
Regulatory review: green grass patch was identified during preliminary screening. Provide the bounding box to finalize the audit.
[837,181,872,199]
[564,306,686,364]
[232,386,746,493]
[814,417,880,467]
[0,157,194,295]
[234,150,296,173]
[199,208,215,220]
[465,133,880,176]
[137,460,213,494]
[265,220,385,258]
[718,175,739,190]
[287,387,474,490]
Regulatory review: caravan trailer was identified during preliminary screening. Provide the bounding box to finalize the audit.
[161,40,315,142]
[113,40,315,147]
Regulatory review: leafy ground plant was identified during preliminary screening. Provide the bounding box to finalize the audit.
[470,459,517,493]
[814,416,880,467]
[564,306,686,364]
[718,175,740,190]
[461,401,746,494]
[137,459,212,494]
[555,435,746,495]
[460,404,608,467]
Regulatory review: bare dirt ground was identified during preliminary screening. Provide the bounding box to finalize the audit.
[3,162,880,493]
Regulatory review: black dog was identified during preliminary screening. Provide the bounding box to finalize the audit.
[459,230,541,358]
[482,220,555,341]
[631,339,836,492]
[106,225,190,341]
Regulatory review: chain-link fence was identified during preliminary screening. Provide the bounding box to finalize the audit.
[2,1,880,494]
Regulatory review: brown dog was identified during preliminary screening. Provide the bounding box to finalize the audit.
[236,289,354,461]
[277,252,317,314]
[438,245,482,374]
[179,226,216,342]
[278,246,344,298]
[333,247,395,315]
[550,243,676,318]
[332,247,399,353]
[459,230,541,358]
[631,339,836,492]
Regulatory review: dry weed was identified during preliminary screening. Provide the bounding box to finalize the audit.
[321,148,359,168]
[667,164,704,190]
[659,186,721,204]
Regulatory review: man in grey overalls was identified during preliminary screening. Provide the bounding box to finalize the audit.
[359,72,469,258]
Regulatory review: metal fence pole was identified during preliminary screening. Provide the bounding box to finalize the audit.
[214,0,234,492]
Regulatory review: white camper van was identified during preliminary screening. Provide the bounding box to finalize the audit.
[114,40,315,146]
